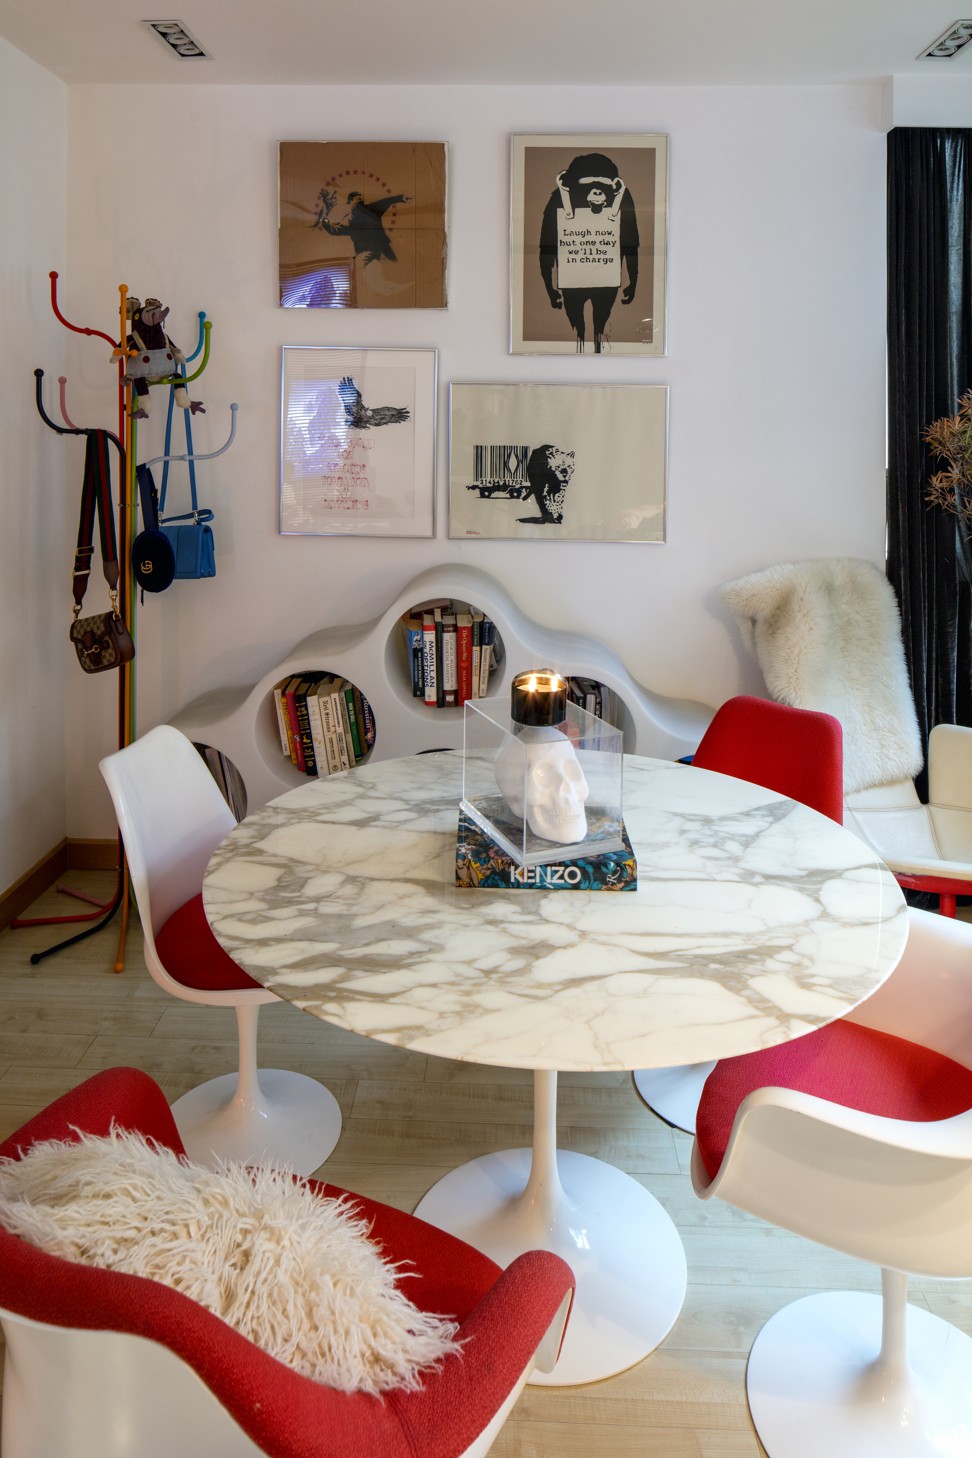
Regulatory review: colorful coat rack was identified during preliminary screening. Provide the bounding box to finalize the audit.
[19,273,228,971]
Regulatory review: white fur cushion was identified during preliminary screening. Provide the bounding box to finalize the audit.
[722,558,924,795]
[0,1129,461,1394]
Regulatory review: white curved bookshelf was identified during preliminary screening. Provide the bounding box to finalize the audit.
[171,565,713,813]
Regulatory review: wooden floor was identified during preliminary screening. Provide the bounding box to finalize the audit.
[2,872,971,1456]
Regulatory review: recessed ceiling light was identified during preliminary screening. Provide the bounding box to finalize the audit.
[920,20,972,59]
[142,19,210,59]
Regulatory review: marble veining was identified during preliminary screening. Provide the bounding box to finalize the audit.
[203,752,907,1072]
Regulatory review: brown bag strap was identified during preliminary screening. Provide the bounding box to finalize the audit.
[73,431,119,614]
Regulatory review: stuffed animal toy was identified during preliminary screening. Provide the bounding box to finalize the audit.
[121,297,205,420]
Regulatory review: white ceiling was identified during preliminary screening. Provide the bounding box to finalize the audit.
[1,1,971,87]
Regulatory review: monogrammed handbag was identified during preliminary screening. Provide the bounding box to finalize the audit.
[70,609,135,673]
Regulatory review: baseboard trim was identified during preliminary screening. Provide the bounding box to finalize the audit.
[67,838,120,872]
[0,839,119,931]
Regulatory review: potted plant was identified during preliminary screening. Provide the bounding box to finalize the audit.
[924,390,972,533]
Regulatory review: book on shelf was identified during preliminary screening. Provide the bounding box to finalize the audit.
[293,675,322,777]
[471,610,484,698]
[434,607,445,707]
[441,612,458,707]
[402,613,425,698]
[360,694,376,749]
[422,614,438,707]
[305,679,329,777]
[318,675,352,770]
[283,676,306,773]
[478,619,495,699]
[343,682,363,760]
[404,601,497,710]
[456,611,473,704]
[315,679,344,774]
[273,678,294,757]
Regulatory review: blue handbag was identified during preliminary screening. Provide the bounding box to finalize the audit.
[159,385,216,580]
[162,510,216,579]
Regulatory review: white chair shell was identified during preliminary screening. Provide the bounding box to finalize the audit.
[99,724,342,1172]
[692,907,972,1458]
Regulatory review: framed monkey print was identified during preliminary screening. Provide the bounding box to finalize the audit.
[510,134,668,356]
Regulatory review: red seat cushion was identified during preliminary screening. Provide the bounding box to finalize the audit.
[155,893,264,993]
[696,1019,972,1181]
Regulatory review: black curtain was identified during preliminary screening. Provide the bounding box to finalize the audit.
[887,127,972,799]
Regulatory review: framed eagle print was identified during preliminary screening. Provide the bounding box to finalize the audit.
[280,346,436,537]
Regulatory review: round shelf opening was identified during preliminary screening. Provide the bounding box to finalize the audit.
[392,597,505,710]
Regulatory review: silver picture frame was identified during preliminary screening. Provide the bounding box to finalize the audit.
[280,345,437,537]
[448,381,668,543]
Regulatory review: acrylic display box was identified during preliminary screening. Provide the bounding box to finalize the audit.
[460,699,626,870]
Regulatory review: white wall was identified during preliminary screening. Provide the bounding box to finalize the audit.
[888,75,972,127]
[58,80,888,838]
[0,40,67,890]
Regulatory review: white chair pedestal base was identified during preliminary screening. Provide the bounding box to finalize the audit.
[746,1290,972,1458]
[414,1070,687,1387]
[171,1070,342,1174]
[632,1061,714,1135]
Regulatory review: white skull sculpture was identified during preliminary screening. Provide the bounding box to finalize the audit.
[494,727,590,844]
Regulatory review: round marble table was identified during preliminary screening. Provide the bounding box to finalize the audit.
[202,751,907,1387]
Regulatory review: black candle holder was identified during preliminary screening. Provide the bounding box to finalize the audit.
[510,669,567,727]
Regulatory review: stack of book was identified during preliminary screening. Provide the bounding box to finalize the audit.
[195,744,247,820]
[566,676,623,728]
[400,602,498,708]
[272,674,376,777]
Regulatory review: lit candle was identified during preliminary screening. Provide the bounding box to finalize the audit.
[510,669,567,727]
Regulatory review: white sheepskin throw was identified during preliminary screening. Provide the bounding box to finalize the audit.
[722,558,924,794]
[0,1129,461,1394]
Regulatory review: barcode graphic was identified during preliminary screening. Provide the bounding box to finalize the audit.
[473,444,529,483]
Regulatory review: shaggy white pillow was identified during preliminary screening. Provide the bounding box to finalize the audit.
[0,1129,461,1394]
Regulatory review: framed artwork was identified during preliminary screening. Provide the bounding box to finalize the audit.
[510,133,668,356]
[280,346,436,538]
[448,382,667,543]
[278,141,447,309]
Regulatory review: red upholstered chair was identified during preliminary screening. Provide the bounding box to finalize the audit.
[100,724,341,1173]
[634,695,844,1132]
[692,907,972,1458]
[0,1067,575,1458]
[690,694,844,824]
